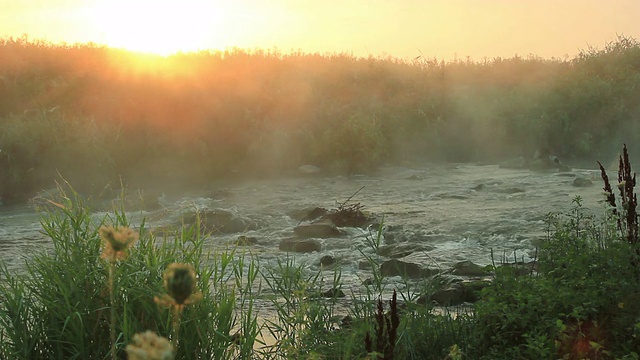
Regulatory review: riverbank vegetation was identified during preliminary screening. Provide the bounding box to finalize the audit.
[1,146,640,359]
[2,35,640,203]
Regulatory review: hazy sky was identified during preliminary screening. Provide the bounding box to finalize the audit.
[1,0,638,60]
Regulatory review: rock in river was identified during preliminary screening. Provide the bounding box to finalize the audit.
[294,220,345,238]
[380,259,438,279]
[279,238,322,253]
[449,260,491,277]
[182,208,259,234]
[572,177,593,187]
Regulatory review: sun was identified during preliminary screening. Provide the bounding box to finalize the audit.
[90,0,228,55]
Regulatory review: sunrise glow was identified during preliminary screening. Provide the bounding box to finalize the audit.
[89,0,239,55]
[0,1,639,60]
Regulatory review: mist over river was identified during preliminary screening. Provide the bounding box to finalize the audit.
[0,162,607,294]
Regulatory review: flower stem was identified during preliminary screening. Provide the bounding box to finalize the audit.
[171,304,184,351]
[109,262,116,360]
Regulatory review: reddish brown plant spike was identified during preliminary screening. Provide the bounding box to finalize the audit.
[386,290,399,360]
[384,316,392,359]
[621,145,639,244]
[618,152,624,185]
[365,332,373,354]
[597,161,617,211]
[376,298,385,356]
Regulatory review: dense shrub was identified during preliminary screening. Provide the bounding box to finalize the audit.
[472,180,640,359]
[2,36,640,202]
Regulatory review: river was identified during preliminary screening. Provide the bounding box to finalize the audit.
[0,162,607,294]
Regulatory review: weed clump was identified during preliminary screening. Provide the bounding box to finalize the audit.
[0,185,259,359]
[364,290,400,360]
[598,143,639,247]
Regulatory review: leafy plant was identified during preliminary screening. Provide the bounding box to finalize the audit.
[0,184,260,359]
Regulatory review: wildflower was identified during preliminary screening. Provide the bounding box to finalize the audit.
[126,331,175,360]
[445,344,464,360]
[155,263,203,307]
[99,226,139,261]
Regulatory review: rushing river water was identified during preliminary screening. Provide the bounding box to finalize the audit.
[0,162,606,293]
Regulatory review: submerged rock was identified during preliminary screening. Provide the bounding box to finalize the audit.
[321,288,346,298]
[494,187,525,194]
[572,177,593,187]
[421,279,491,306]
[308,288,346,299]
[181,209,260,234]
[287,207,328,222]
[380,259,437,279]
[234,236,258,246]
[450,260,491,277]
[427,283,466,306]
[319,254,337,267]
[294,220,345,238]
[376,243,435,259]
[290,202,376,230]
[405,174,423,180]
[279,238,322,253]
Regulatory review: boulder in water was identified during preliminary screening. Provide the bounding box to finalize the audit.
[450,260,491,277]
[182,209,259,234]
[287,207,328,222]
[376,243,435,259]
[380,259,438,279]
[319,254,337,267]
[307,288,346,299]
[421,279,491,306]
[495,187,525,194]
[294,219,345,238]
[279,238,322,253]
[426,283,466,306]
[234,236,258,246]
[572,177,593,187]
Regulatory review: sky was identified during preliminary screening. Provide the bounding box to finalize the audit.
[0,0,639,60]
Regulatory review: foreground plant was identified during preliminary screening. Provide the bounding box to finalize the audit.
[598,143,639,250]
[0,185,258,359]
[155,263,203,350]
[126,331,174,360]
[100,225,139,360]
[364,290,400,360]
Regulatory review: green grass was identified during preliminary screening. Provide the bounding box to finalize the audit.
[0,184,260,359]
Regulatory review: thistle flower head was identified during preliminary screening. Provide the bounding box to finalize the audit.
[126,331,174,360]
[155,263,202,307]
[99,226,139,262]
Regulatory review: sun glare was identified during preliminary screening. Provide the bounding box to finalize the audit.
[90,0,230,55]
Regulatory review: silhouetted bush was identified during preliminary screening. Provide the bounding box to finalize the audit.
[2,35,640,201]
